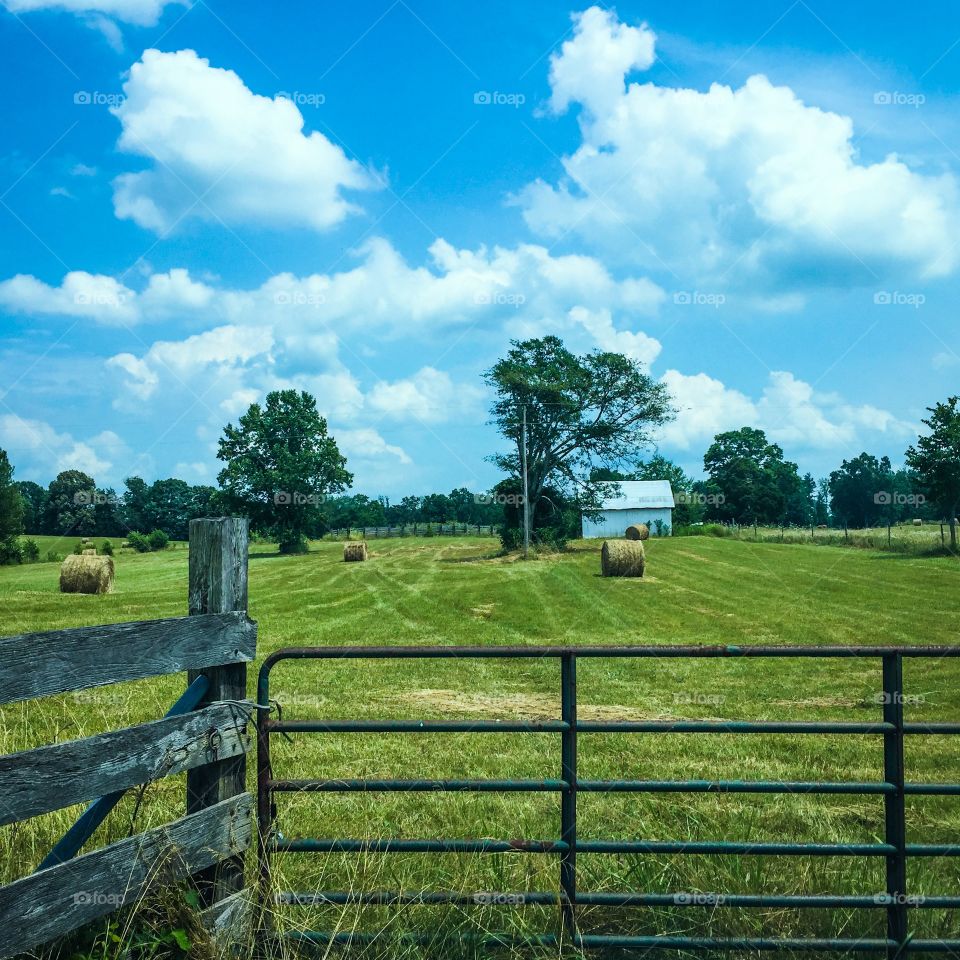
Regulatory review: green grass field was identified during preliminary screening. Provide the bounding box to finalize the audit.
[2,535,960,955]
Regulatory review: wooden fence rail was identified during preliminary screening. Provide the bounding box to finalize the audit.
[0,517,256,960]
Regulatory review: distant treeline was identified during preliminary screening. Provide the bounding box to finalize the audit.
[10,471,509,541]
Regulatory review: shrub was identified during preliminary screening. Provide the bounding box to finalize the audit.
[146,529,170,551]
[73,541,85,555]
[0,537,23,565]
[45,550,63,563]
[101,539,114,556]
[21,538,40,562]
[127,531,152,553]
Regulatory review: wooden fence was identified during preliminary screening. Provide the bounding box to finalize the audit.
[328,523,496,539]
[0,518,256,959]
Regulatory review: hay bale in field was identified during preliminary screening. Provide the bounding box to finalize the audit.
[81,548,97,556]
[343,541,368,562]
[60,555,114,594]
[601,539,645,578]
[625,523,649,541]
[912,518,923,527]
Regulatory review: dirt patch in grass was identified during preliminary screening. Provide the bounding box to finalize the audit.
[394,688,677,722]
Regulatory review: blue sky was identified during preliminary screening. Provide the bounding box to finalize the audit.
[0,0,958,498]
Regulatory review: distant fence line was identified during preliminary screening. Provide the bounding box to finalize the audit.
[677,521,957,555]
[325,523,497,540]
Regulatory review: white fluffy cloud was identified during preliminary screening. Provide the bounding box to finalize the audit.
[0,414,127,478]
[521,7,960,285]
[368,367,486,423]
[111,49,381,233]
[336,428,411,465]
[1,0,182,25]
[0,267,218,326]
[660,368,914,452]
[1,238,663,358]
[108,324,274,401]
[0,271,138,325]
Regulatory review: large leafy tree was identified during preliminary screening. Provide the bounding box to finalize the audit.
[0,449,24,561]
[906,396,960,550]
[217,390,352,553]
[14,480,45,533]
[703,428,809,526]
[485,336,674,546]
[829,453,892,528]
[41,470,97,535]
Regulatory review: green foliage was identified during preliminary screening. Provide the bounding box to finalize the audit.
[14,479,44,533]
[216,389,352,554]
[127,531,152,553]
[498,479,580,551]
[0,448,24,564]
[41,469,97,536]
[45,549,63,563]
[21,538,40,562]
[486,336,674,547]
[703,427,811,526]
[146,529,170,552]
[0,538,23,564]
[906,396,960,549]
[101,539,114,556]
[828,452,922,528]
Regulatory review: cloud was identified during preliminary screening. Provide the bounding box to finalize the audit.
[336,428,411,465]
[111,49,382,233]
[0,271,137,324]
[567,306,661,364]
[1,0,183,25]
[0,414,126,478]
[659,368,914,453]
[108,324,274,401]
[70,163,98,176]
[368,367,486,423]
[0,239,663,357]
[520,6,960,286]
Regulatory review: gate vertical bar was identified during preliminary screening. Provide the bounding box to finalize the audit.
[560,654,577,939]
[256,665,274,896]
[882,652,907,957]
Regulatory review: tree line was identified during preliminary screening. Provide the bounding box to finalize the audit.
[1,338,958,560]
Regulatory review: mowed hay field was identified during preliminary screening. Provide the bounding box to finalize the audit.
[2,535,960,952]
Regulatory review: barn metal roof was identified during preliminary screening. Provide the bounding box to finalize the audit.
[597,480,675,510]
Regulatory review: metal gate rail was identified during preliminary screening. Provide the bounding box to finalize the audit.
[256,646,960,956]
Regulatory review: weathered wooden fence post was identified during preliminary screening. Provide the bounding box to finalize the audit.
[187,517,250,905]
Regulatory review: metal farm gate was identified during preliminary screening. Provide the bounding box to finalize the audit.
[256,645,960,957]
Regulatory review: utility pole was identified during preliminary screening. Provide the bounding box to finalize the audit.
[522,404,530,559]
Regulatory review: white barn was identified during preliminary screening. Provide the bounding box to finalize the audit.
[582,480,675,538]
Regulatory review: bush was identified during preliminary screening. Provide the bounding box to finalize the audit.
[675,523,734,538]
[45,550,63,563]
[101,540,114,556]
[127,531,152,553]
[147,529,170,551]
[73,541,85,555]
[21,538,40,562]
[0,537,23,565]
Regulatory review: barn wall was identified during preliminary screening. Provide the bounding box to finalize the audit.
[582,508,673,538]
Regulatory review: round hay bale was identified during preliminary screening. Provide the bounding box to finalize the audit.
[343,541,368,562]
[81,548,97,556]
[81,538,91,544]
[60,555,114,595]
[601,539,645,578]
[625,523,649,541]
[912,518,923,527]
